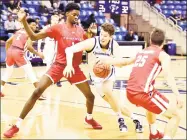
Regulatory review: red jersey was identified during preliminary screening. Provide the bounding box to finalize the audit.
[45,23,84,67]
[127,46,163,93]
[11,29,28,50]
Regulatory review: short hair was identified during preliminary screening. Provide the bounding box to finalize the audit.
[65,3,80,13]
[151,29,165,46]
[101,23,115,36]
[27,18,36,24]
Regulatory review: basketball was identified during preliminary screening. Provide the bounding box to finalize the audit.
[93,61,111,78]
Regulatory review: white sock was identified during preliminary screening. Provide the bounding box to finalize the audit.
[150,123,157,135]
[163,135,172,139]
[15,118,23,128]
[86,113,93,120]
[1,85,4,92]
[116,112,123,119]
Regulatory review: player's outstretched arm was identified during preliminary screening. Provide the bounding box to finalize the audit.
[99,40,135,67]
[27,38,44,59]
[5,35,14,50]
[65,38,95,66]
[159,51,183,108]
[18,9,48,41]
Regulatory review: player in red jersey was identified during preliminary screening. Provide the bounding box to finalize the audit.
[3,3,102,138]
[0,18,45,100]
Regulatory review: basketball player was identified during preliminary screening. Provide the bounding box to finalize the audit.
[63,23,143,132]
[0,18,46,100]
[4,3,102,138]
[86,29,182,139]
[41,14,62,87]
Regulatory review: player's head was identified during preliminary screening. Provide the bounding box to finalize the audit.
[51,15,60,25]
[99,23,115,46]
[27,18,37,31]
[150,29,165,48]
[65,3,80,24]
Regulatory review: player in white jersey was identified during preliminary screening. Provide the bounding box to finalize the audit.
[63,23,143,132]
[40,15,62,87]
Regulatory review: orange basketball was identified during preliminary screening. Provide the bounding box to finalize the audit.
[93,61,111,78]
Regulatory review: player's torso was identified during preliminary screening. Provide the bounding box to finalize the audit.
[11,29,28,51]
[88,36,115,81]
[55,24,84,66]
[127,47,163,93]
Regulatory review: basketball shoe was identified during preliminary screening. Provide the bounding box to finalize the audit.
[149,130,164,140]
[118,118,128,132]
[3,125,19,138]
[56,81,62,87]
[133,119,143,133]
[84,117,102,129]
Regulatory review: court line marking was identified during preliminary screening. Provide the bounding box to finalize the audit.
[1,96,186,132]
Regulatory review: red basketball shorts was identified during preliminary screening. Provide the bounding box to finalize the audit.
[126,89,169,114]
[45,62,87,84]
[6,47,29,67]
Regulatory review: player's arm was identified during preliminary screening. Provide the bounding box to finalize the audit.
[159,51,180,97]
[65,38,95,66]
[99,41,136,67]
[27,38,44,59]
[18,10,48,41]
[5,35,14,50]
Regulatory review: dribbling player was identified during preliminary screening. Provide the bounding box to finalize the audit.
[4,3,102,138]
[63,23,143,132]
[90,29,183,139]
[0,18,46,100]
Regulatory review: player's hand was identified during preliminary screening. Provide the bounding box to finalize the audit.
[89,23,97,34]
[63,65,75,78]
[17,8,27,22]
[38,52,44,59]
[176,96,183,109]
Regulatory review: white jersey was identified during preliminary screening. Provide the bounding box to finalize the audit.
[87,36,115,83]
[42,24,57,64]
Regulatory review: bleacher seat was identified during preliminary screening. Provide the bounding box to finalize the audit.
[26,1,32,5]
[1,15,7,21]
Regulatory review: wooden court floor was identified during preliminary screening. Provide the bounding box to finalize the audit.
[1,56,186,139]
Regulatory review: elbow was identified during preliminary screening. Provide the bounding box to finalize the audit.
[30,35,37,41]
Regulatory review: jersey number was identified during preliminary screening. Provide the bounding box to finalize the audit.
[134,55,148,67]
[16,34,21,40]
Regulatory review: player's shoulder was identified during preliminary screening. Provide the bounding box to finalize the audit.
[112,39,119,47]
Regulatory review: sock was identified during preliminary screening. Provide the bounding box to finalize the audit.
[1,85,4,92]
[116,112,123,119]
[86,113,93,120]
[15,118,23,128]
[163,135,171,139]
[150,123,157,135]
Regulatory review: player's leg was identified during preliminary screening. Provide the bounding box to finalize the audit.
[21,63,46,100]
[96,80,127,132]
[75,81,102,129]
[1,64,14,97]
[161,100,181,139]
[1,48,15,97]
[3,75,52,138]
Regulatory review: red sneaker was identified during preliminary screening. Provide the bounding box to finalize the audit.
[149,130,164,140]
[84,117,102,129]
[3,125,19,138]
[0,92,5,97]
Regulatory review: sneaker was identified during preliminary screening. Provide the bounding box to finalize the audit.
[149,130,164,140]
[38,95,47,100]
[4,125,19,138]
[133,119,143,133]
[118,118,128,132]
[56,81,62,87]
[0,92,5,97]
[84,117,102,129]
